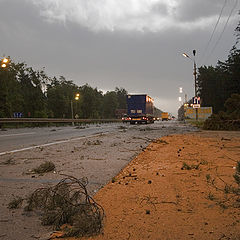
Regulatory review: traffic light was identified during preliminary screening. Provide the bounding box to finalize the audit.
[1,57,9,68]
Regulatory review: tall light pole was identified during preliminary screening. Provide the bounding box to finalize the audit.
[182,50,198,120]
[71,93,80,126]
[182,50,197,97]
[71,100,74,126]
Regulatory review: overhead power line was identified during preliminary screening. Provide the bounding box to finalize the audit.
[208,0,238,57]
[200,0,228,64]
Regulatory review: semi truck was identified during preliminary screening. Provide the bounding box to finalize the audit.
[161,112,169,121]
[126,94,154,124]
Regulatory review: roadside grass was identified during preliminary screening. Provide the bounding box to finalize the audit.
[33,161,55,174]
[83,140,102,146]
[207,192,215,201]
[1,157,15,165]
[181,162,200,170]
[186,119,205,129]
[8,196,24,209]
[205,161,240,209]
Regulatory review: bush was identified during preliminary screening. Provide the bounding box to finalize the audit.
[203,116,240,131]
[203,94,240,131]
[33,110,48,118]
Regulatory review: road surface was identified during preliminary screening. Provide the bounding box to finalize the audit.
[0,123,122,154]
[0,120,198,240]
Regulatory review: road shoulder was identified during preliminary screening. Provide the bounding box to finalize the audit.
[71,130,240,240]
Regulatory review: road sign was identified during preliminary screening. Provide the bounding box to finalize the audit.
[193,104,200,108]
[13,112,23,118]
[185,107,212,119]
[193,97,200,105]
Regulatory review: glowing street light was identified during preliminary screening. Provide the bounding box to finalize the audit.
[182,50,199,120]
[71,93,80,126]
[1,57,9,68]
[182,53,189,58]
[3,58,8,63]
[75,93,80,100]
[182,50,197,97]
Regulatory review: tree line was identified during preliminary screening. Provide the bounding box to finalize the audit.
[197,13,240,115]
[0,60,128,119]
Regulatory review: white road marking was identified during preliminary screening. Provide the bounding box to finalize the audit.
[0,132,36,137]
[0,132,109,156]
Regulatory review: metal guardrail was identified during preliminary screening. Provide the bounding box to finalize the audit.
[0,118,122,123]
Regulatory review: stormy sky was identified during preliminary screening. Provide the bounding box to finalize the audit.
[0,0,239,115]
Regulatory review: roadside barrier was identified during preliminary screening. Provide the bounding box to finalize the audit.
[0,118,121,123]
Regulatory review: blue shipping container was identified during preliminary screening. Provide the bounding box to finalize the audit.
[127,94,153,117]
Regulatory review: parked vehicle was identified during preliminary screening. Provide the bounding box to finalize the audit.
[126,94,154,124]
[121,114,131,123]
[161,112,169,121]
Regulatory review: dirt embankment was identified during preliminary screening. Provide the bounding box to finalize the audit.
[52,131,240,240]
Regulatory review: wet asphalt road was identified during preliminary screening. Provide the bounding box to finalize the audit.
[0,123,122,154]
[0,120,197,156]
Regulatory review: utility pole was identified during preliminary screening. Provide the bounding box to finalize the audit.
[71,100,74,126]
[70,93,80,127]
[193,50,198,121]
[182,50,199,121]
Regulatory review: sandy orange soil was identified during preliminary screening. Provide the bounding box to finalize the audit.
[52,131,240,240]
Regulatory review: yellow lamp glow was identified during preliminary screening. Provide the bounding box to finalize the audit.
[3,58,9,63]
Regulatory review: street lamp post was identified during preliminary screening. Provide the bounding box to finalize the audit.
[182,50,198,121]
[71,100,74,126]
[71,93,80,126]
[193,50,197,97]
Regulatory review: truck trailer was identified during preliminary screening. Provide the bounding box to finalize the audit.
[161,112,169,121]
[126,94,154,124]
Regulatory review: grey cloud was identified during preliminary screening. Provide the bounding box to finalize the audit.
[26,0,226,32]
[150,2,168,16]
[174,0,236,22]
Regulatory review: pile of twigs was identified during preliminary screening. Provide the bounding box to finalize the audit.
[25,175,104,237]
